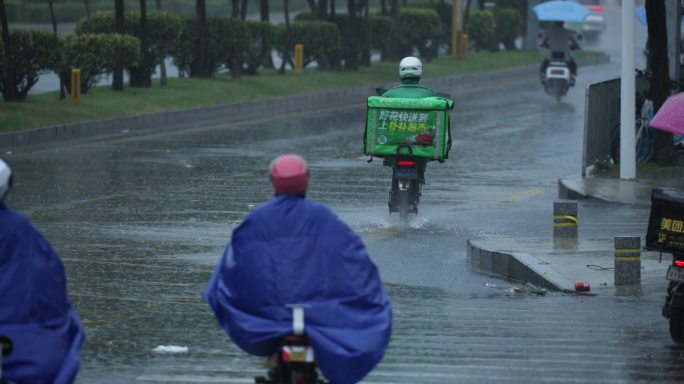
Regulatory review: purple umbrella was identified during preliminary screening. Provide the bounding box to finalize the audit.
[649,92,684,135]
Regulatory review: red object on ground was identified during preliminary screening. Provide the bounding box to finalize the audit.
[575,282,591,292]
[586,5,604,12]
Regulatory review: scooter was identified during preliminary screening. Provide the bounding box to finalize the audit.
[543,54,573,102]
[537,29,581,102]
[663,255,684,343]
[255,306,328,384]
[388,144,421,223]
[645,188,684,343]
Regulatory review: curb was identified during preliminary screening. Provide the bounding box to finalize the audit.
[1,54,609,153]
[466,238,576,292]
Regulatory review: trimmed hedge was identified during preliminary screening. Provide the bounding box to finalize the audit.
[75,10,182,85]
[0,29,61,101]
[334,15,371,70]
[272,21,341,70]
[60,33,140,93]
[494,8,522,51]
[244,21,275,75]
[467,10,496,52]
[171,16,250,78]
[396,8,443,61]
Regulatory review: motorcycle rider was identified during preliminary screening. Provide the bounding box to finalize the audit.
[539,21,581,86]
[204,154,392,384]
[378,56,444,185]
[0,158,85,384]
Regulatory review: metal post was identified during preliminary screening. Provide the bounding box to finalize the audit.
[294,44,304,73]
[614,236,641,285]
[70,68,81,104]
[553,201,578,239]
[620,0,636,179]
[459,33,468,59]
[666,0,681,90]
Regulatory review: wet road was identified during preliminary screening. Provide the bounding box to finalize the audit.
[6,60,681,383]
[7,7,684,383]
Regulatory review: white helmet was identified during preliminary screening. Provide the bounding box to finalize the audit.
[399,56,423,79]
[0,158,11,201]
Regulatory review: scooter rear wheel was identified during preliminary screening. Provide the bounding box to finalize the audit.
[398,189,409,224]
[670,310,684,343]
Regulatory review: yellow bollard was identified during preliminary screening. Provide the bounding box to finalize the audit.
[294,44,304,73]
[459,34,468,59]
[70,68,81,104]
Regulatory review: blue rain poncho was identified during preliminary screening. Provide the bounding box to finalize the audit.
[0,202,85,384]
[204,194,392,384]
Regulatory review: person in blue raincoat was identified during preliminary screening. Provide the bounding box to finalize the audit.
[204,154,392,384]
[0,158,85,384]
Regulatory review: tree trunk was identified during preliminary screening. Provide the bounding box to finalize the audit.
[240,0,247,20]
[47,0,66,99]
[197,0,210,77]
[260,0,274,69]
[306,0,318,16]
[113,0,125,91]
[134,0,152,87]
[0,0,17,101]
[84,0,92,18]
[646,0,676,164]
[348,0,356,16]
[156,0,167,86]
[232,0,240,17]
[280,0,291,74]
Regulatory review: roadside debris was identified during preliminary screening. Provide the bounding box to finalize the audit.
[484,282,548,296]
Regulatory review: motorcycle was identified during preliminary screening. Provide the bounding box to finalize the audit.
[663,256,684,343]
[543,54,573,102]
[538,30,581,102]
[645,188,684,343]
[388,144,421,223]
[254,307,328,384]
[0,335,12,382]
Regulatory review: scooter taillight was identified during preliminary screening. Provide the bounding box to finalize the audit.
[675,259,684,268]
[397,160,415,167]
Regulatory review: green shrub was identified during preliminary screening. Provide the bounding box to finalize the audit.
[368,14,392,61]
[397,8,442,61]
[60,33,140,93]
[272,21,341,71]
[171,16,250,78]
[76,10,182,85]
[334,15,371,70]
[467,9,495,52]
[494,8,522,51]
[244,21,275,75]
[0,29,61,101]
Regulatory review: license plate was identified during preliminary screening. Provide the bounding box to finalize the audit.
[283,346,314,363]
[667,265,684,282]
[395,168,417,179]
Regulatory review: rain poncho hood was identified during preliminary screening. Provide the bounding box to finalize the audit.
[0,202,84,384]
[204,194,392,384]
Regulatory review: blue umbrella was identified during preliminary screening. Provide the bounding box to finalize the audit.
[533,0,591,23]
[635,5,684,28]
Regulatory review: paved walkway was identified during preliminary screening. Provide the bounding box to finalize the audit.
[468,175,679,297]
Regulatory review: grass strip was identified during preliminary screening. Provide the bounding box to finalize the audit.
[0,50,598,133]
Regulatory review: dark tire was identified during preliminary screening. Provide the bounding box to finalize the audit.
[552,80,564,102]
[398,189,409,223]
[670,309,684,343]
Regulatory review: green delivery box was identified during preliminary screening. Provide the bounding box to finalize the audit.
[364,96,454,160]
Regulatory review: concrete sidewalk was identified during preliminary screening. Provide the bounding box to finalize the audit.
[468,176,680,296]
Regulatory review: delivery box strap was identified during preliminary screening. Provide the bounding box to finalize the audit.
[370,108,378,155]
[433,112,441,160]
